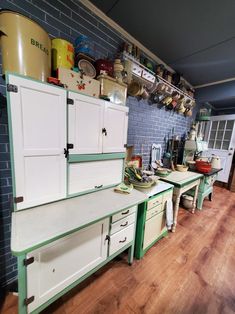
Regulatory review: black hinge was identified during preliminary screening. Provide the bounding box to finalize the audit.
[14,196,24,204]
[124,144,127,148]
[24,296,35,306]
[67,98,74,105]
[23,256,34,266]
[7,84,18,93]
[64,143,74,158]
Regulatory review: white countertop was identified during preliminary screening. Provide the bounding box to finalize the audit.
[11,188,147,255]
[135,181,173,197]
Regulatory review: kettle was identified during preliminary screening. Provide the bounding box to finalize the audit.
[211,155,221,169]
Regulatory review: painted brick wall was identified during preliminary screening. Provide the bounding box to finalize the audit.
[0,0,192,287]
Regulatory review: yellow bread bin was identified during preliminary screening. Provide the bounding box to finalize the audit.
[52,38,74,71]
[0,10,51,81]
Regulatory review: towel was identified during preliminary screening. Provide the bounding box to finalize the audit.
[166,199,173,230]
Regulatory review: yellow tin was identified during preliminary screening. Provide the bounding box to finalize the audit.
[52,38,74,71]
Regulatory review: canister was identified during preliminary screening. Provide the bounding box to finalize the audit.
[52,38,74,71]
[0,10,51,81]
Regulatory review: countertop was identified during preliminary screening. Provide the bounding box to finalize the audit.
[160,171,203,187]
[193,168,222,177]
[135,181,174,198]
[11,187,147,255]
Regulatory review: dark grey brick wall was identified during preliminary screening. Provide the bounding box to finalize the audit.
[0,0,192,287]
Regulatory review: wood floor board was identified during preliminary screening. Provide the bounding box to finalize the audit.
[1,186,235,314]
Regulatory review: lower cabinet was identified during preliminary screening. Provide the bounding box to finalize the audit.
[23,205,138,313]
[143,210,166,250]
[68,159,123,196]
[26,219,109,312]
[135,188,173,259]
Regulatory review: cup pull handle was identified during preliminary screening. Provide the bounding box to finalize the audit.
[94,184,103,189]
[121,210,129,215]
[120,221,128,227]
[119,237,127,243]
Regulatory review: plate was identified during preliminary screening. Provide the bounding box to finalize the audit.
[78,59,96,78]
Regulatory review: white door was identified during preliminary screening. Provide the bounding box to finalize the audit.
[26,218,109,313]
[7,74,67,210]
[68,159,123,195]
[205,115,235,182]
[102,102,129,153]
[68,92,104,154]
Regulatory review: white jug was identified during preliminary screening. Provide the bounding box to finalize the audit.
[211,155,221,169]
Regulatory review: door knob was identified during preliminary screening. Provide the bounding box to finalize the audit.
[228,153,233,156]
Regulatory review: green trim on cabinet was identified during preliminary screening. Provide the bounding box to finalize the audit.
[134,201,147,259]
[30,242,133,314]
[5,71,65,92]
[68,153,125,163]
[17,254,27,314]
[67,183,120,199]
[12,202,146,256]
[5,73,17,212]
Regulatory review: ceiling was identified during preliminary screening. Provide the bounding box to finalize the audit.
[89,0,235,112]
[90,0,235,88]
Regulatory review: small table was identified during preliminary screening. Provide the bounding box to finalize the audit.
[189,168,222,209]
[160,171,203,232]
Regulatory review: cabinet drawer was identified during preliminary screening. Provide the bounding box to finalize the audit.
[162,189,173,203]
[68,159,123,195]
[146,204,162,220]
[111,213,136,235]
[112,205,137,223]
[143,210,166,250]
[109,223,135,256]
[147,194,163,210]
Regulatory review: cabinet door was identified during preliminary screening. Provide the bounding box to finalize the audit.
[68,92,104,154]
[102,102,129,153]
[68,159,123,195]
[7,74,67,210]
[26,218,109,313]
[143,210,166,250]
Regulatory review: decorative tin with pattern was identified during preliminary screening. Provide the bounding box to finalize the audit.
[57,67,100,98]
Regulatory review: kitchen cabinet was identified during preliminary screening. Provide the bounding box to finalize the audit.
[26,218,109,313]
[6,73,67,211]
[12,190,145,314]
[68,92,128,155]
[68,159,123,196]
[135,182,173,259]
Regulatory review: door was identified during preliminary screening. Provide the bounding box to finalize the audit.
[26,218,109,312]
[7,74,67,210]
[68,159,123,195]
[143,210,166,250]
[68,92,104,154]
[205,115,235,182]
[102,102,129,153]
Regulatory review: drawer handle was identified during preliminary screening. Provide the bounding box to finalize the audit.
[120,221,128,227]
[119,237,127,243]
[121,210,129,215]
[95,185,103,189]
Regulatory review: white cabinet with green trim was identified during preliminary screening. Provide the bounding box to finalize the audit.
[6,73,67,211]
[68,91,129,155]
[26,218,109,313]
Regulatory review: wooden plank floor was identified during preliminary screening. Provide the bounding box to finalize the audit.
[1,186,235,314]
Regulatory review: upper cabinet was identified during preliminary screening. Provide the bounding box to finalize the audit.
[7,74,67,210]
[68,92,129,155]
[103,102,128,153]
